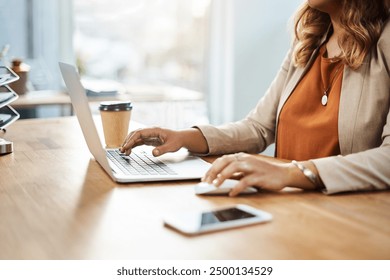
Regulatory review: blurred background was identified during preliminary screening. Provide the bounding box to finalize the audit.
[0,0,302,136]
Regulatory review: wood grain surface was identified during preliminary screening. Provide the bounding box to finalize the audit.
[1,117,389,260]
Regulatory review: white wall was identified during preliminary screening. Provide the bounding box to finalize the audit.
[233,0,302,120]
[208,0,303,123]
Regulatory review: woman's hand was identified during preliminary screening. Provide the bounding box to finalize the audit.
[120,127,209,156]
[202,153,317,196]
[120,127,183,156]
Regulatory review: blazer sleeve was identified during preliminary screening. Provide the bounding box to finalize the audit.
[196,48,293,155]
[311,22,390,194]
[312,126,390,194]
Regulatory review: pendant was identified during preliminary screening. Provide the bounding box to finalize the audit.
[321,95,328,106]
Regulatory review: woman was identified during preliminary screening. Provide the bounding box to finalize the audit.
[121,0,390,196]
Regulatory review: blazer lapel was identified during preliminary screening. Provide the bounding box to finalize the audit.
[338,53,369,154]
[276,47,320,121]
[274,26,368,156]
[276,30,331,119]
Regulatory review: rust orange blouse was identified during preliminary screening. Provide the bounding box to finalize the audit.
[276,45,344,160]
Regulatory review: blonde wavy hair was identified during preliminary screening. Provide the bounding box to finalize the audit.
[293,0,390,69]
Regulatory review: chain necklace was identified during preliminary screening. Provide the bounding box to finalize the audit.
[320,61,343,106]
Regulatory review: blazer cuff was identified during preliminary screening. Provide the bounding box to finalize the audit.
[311,156,356,195]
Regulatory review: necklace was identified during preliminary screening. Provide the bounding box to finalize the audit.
[320,62,343,106]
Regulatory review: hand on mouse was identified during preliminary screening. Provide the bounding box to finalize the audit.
[202,153,318,196]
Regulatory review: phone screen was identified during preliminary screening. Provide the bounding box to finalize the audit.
[201,208,256,225]
[164,204,272,235]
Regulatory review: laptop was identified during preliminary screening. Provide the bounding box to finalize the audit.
[59,62,211,183]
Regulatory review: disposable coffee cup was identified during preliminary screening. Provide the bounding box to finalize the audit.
[99,101,132,148]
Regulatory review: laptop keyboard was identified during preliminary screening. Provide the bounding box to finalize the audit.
[106,150,177,176]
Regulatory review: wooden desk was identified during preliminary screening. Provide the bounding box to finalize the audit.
[11,90,73,117]
[1,117,389,260]
[11,87,206,127]
[12,90,71,109]
[11,86,203,114]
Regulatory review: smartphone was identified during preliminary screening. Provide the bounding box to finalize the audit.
[163,204,272,235]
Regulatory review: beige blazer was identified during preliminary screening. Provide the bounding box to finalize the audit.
[197,20,390,194]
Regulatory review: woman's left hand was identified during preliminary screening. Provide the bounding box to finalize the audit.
[202,153,291,196]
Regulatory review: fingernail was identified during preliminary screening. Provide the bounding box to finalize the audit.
[212,178,221,186]
[153,149,160,156]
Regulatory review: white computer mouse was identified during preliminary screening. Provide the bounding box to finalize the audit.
[194,179,258,195]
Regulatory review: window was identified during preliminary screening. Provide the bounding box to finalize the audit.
[0,0,73,91]
[1,0,300,128]
[73,0,211,93]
